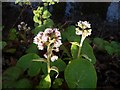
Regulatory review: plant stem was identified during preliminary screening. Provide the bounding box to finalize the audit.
[47,43,52,74]
[77,36,85,58]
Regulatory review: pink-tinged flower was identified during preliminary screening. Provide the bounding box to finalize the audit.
[53,47,59,52]
[51,55,58,62]
[54,40,62,48]
[44,28,53,35]
[41,34,48,42]
[44,53,48,59]
[37,43,44,50]
[54,28,61,37]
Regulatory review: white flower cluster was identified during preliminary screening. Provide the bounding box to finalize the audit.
[33,28,62,62]
[76,21,92,37]
[18,22,31,31]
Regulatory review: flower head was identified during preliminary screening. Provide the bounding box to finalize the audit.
[18,22,31,31]
[33,28,62,62]
[75,21,92,37]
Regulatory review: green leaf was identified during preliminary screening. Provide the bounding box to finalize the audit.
[28,61,42,77]
[15,78,32,88]
[38,74,51,88]
[81,41,96,64]
[62,26,80,42]
[8,28,17,40]
[42,62,48,74]
[43,19,54,28]
[3,66,22,81]
[65,58,97,88]
[105,45,114,55]
[93,37,104,50]
[42,10,51,19]
[51,59,66,72]
[93,37,109,50]
[26,43,39,54]
[32,25,45,35]
[0,41,7,49]
[71,43,79,59]
[60,44,71,58]
[3,66,23,88]
[16,53,40,71]
[52,78,64,88]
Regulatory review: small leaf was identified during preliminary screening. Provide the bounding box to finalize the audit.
[71,43,79,59]
[33,16,39,23]
[65,58,97,88]
[15,78,32,88]
[105,45,114,55]
[38,74,51,88]
[42,10,51,19]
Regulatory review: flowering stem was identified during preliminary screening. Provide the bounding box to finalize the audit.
[77,36,85,58]
[47,43,52,74]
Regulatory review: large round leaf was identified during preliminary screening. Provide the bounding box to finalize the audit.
[65,58,97,88]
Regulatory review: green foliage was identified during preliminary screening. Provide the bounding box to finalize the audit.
[8,29,18,41]
[32,25,45,35]
[71,41,96,64]
[16,53,42,77]
[51,59,66,72]
[3,66,23,88]
[37,74,51,88]
[81,41,96,64]
[15,78,32,88]
[43,19,54,28]
[71,43,79,59]
[26,43,39,54]
[93,37,120,56]
[0,41,7,49]
[42,10,51,19]
[15,0,31,6]
[65,58,97,88]
[52,78,64,88]
[61,26,80,42]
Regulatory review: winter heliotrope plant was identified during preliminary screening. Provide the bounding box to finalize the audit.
[33,28,62,74]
